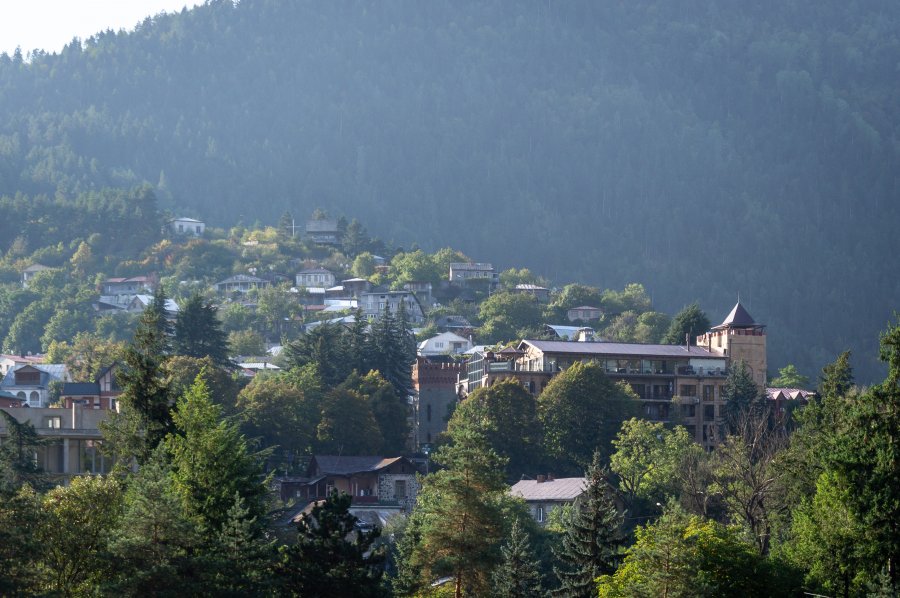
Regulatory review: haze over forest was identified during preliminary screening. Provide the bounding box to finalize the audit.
[1,0,898,382]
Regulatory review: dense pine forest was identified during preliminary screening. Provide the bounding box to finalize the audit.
[0,0,898,381]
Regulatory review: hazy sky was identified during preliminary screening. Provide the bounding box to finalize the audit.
[0,1,204,56]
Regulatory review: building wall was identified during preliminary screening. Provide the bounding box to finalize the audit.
[377,473,419,511]
[413,358,464,448]
[698,328,767,390]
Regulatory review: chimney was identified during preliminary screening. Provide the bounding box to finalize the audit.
[536,475,546,484]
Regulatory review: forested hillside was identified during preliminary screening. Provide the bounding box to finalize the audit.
[0,0,898,381]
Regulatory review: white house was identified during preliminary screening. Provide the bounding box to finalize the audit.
[0,364,70,408]
[296,267,336,289]
[418,332,472,356]
[171,217,206,236]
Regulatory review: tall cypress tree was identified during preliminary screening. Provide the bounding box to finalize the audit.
[367,304,414,398]
[552,452,624,597]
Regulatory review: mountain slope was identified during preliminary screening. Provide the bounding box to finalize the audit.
[0,0,898,381]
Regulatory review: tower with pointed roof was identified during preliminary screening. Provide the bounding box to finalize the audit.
[696,302,767,388]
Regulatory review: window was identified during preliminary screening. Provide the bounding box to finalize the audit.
[29,391,40,405]
[679,385,697,397]
[703,385,715,401]
[435,342,444,348]
[681,404,696,418]
[536,506,545,523]
[195,225,201,234]
[45,416,61,429]
[703,405,715,421]
[178,224,184,233]
[395,479,407,499]
[426,404,432,422]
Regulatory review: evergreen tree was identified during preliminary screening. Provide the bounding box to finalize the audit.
[173,293,231,367]
[367,305,414,398]
[340,370,410,454]
[278,210,295,240]
[492,517,544,598]
[721,360,762,432]
[283,320,349,387]
[342,218,370,257]
[0,410,48,494]
[552,452,624,598]
[107,445,203,596]
[662,302,710,345]
[315,386,384,455]
[824,321,900,590]
[406,423,508,596]
[166,375,270,540]
[102,289,173,464]
[818,350,854,400]
[278,491,385,597]
[209,492,276,595]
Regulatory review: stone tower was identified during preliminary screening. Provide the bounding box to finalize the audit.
[696,302,767,389]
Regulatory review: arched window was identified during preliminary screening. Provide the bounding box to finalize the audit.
[16,391,26,400]
[29,391,40,404]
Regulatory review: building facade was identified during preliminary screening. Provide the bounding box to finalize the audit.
[457,303,764,449]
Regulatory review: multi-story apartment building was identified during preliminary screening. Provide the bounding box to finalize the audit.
[457,302,766,449]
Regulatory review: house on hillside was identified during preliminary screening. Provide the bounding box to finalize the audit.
[214,274,270,294]
[278,455,422,512]
[448,262,498,287]
[126,295,180,315]
[22,264,52,288]
[0,364,70,408]
[510,476,587,525]
[513,284,550,302]
[0,354,44,377]
[60,364,122,411]
[101,275,155,296]
[567,305,602,322]
[305,219,341,245]
[418,332,472,356]
[360,289,425,325]
[296,268,335,289]
[171,217,205,236]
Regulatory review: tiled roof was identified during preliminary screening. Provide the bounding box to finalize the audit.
[510,478,587,501]
[519,339,722,359]
[766,387,815,401]
[311,455,404,475]
[298,268,333,275]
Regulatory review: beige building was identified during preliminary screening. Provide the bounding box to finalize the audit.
[457,302,765,449]
[0,405,112,479]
